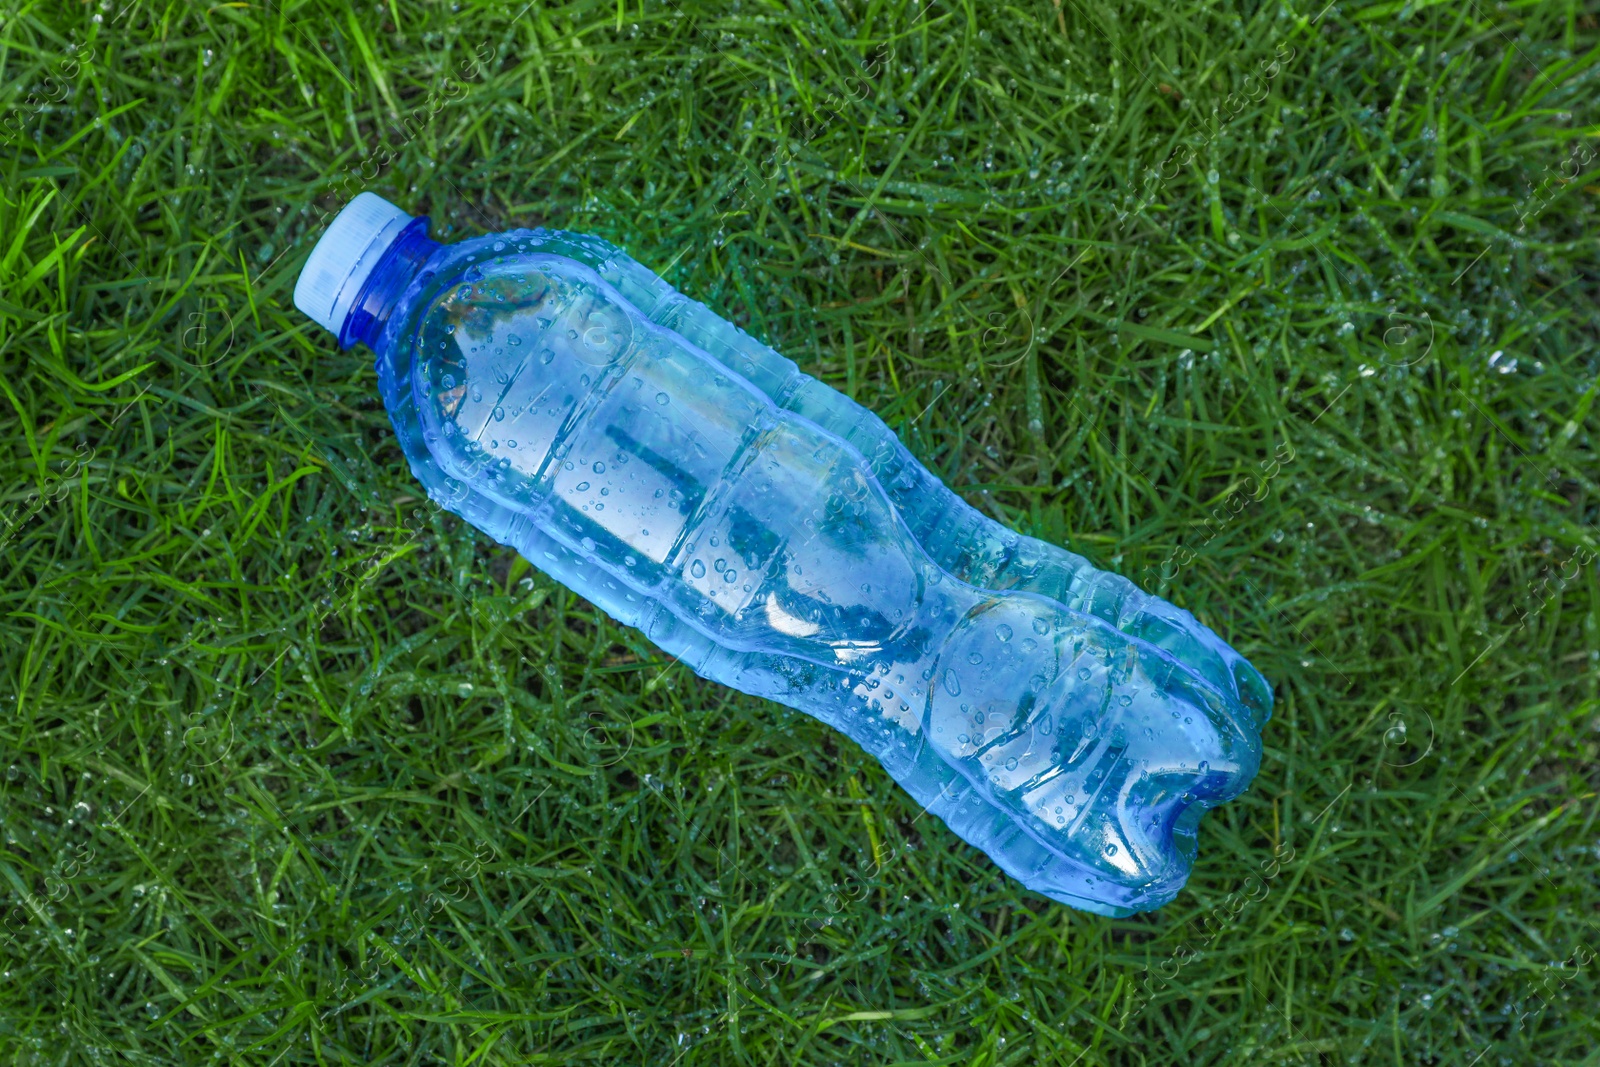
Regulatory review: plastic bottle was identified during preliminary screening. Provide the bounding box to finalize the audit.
[292,193,1270,916]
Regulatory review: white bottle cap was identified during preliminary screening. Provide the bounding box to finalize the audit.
[293,192,413,336]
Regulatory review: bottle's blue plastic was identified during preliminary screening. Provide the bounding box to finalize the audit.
[296,197,1271,916]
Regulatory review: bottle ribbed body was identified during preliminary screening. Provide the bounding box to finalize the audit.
[367,228,1269,916]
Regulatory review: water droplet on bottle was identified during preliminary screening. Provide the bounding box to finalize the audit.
[1005,757,1018,771]
[942,670,961,697]
[1077,667,1092,681]
[656,392,670,405]
[575,481,590,492]
[492,406,505,421]
[995,624,1012,642]
[1197,760,1210,774]
[1032,618,1050,635]
[690,560,706,578]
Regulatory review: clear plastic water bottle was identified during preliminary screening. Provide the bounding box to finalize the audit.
[293,193,1271,916]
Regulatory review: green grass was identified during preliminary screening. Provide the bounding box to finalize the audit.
[2,0,1598,1062]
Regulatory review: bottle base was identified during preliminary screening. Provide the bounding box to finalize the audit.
[822,702,1182,917]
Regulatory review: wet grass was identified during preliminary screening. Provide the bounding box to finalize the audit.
[2,0,1598,1063]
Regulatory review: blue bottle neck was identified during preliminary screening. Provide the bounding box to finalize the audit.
[337,216,441,353]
